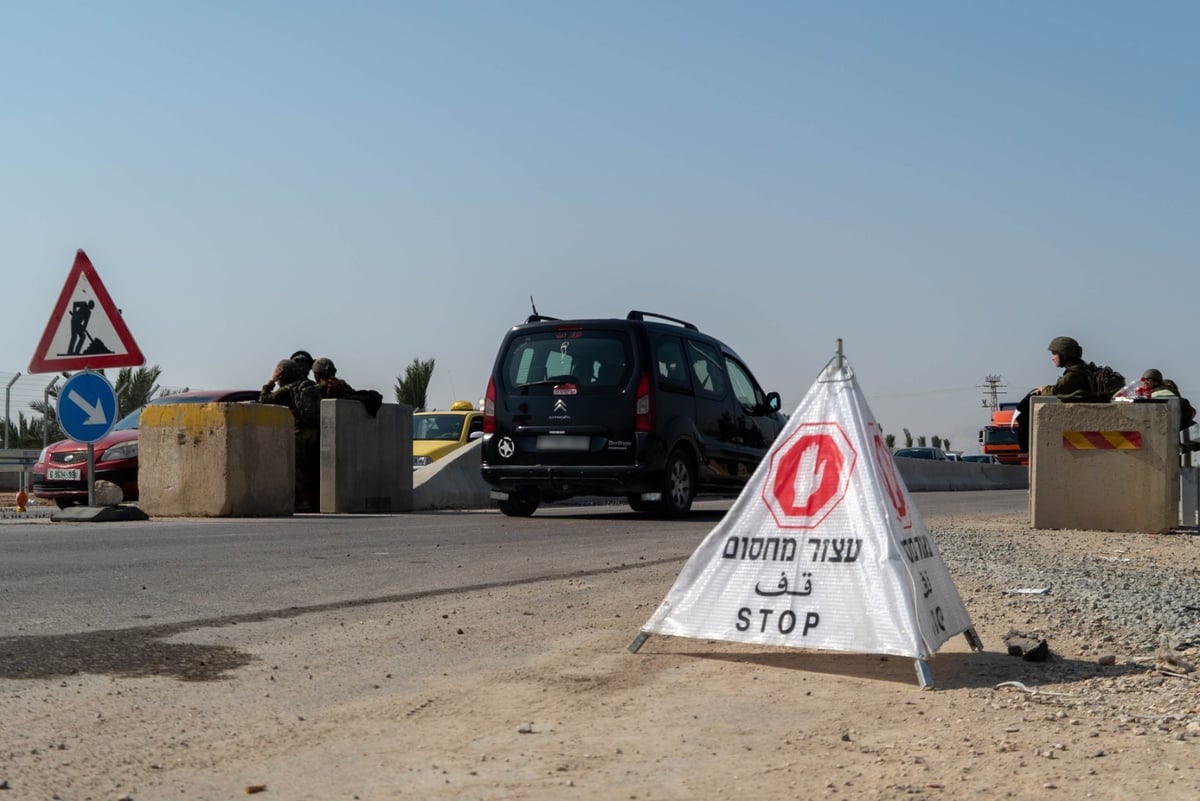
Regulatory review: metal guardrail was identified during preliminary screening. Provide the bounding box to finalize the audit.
[0,448,40,474]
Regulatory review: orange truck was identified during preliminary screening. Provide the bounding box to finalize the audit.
[978,402,1028,465]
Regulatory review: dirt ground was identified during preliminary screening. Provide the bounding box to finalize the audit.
[2,501,1200,800]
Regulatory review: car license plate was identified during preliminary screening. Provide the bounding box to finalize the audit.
[536,435,589,451]
[47,468,81,481]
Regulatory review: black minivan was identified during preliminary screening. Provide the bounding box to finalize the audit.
[480,310,787,517]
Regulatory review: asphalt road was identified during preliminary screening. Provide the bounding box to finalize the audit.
[0,492,1024,640]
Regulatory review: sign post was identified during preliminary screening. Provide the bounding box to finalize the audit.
[28,250,145,518]
[56,371,119,507]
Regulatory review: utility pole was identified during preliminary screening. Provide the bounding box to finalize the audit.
[978,374,1006,412]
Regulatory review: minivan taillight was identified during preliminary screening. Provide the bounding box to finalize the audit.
[483,376,496,434]
[635,372,653,433]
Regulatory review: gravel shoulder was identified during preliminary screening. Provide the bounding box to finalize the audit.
[2,498,1200,800]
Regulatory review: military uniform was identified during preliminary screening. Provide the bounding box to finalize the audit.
[260,359,322,512]
[1040,361,1094,402]
[316,376,355,400]
[312,357,355,400]
[1039,336,1097,402]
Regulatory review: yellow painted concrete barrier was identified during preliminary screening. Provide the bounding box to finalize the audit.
[139,402,295,517]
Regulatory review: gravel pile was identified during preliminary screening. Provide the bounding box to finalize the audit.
[932,523,1200,653]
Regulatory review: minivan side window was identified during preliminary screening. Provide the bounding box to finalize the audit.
[726,358,765,412]
[655,337,691,389]
[685,340,726,400]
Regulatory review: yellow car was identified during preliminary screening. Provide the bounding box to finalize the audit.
[412,401,484,469]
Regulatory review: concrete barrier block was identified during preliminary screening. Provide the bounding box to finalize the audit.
[320,400,412,513]
[412,438,490,510]
[893,459,1029,493]
[1031,401,1178,533]
[139,403,294,517]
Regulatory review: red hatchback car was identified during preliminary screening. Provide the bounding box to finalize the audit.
[32,389,259,508]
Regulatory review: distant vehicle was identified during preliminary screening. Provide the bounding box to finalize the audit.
[412,401,484,469]
[962,454,1000,464]
[979,402,1028,465]
[944,452,962,462]
[480,309,786,517]
[32,389,259,508]
[893,447,949,461]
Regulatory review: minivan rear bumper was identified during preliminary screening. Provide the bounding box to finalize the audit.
[481,464,658,498]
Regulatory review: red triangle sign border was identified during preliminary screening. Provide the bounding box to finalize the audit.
[28,249,146,373]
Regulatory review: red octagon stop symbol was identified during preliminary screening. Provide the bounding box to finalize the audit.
[761,422,857,529]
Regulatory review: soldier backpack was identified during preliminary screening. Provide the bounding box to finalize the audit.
[1084,362,1125,403]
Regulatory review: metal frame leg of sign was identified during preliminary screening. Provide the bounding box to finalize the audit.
[87,442,95,507]
[627,632,651,654]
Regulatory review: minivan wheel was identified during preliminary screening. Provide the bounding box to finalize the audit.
[497,492,539,517]
[660,449,696,518]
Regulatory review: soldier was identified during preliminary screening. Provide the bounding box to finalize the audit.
[1141,368,1175,398]
[260,358,322,512]
[1017,336,1097,455]
[290,350,315,379]
[313,357,355,400]
[1031,336,1094,401]
[1141,369,1197,431]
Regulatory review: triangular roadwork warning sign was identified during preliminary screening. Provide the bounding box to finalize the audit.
[28,250,145,373]
[632,356,981,686]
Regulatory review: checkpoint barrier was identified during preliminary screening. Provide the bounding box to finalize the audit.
[1030,399,1179,533]
[893,458,1028,492]
[412,438,490,510]
[139,402,294,517]
[319,400,412,513]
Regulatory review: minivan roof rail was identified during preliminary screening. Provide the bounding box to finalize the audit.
[626,310,698,330]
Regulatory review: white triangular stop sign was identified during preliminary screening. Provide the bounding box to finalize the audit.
[635,361,980,684]
[28,249,145,373]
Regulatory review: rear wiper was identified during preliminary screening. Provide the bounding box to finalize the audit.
[519,376,575,388]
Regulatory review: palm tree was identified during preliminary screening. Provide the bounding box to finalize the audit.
[395,358,436,411]
[2,412,46,450]
[113,366,163,417]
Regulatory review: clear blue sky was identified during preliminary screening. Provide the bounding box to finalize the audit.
[2,1,1196,452]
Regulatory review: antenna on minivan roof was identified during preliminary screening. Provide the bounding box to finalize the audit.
[530,295,539,316]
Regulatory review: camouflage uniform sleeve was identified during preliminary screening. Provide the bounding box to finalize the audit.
[1052,365,1092,402]
[260,383,290,405]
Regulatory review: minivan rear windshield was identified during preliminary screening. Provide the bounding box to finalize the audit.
[502,329,633,393]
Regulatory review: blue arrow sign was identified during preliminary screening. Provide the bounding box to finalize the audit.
[57,371,119,444]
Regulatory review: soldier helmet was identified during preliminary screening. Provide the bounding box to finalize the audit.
[276,358,305,384]
[313,357,336,378]
[290,350,314,372]
[1142,368,1164,384]
[1047,336,1082,361]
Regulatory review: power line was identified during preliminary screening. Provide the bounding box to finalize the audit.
[977,374,1007,411]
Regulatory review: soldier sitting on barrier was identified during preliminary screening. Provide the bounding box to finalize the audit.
[1017,336,1099,454]
[1141,369,1198,434]
[1031,336,1095,402]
